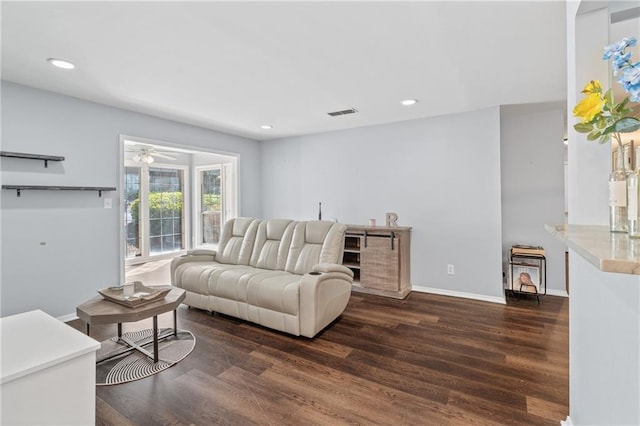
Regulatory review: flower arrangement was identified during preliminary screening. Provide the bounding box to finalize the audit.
[573,37,640,145]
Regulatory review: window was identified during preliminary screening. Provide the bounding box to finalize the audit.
[124,167,141,258]
[194,163,237,247]
[199,167,222,244]
[122,137,239,266]
[148,167,186,255]
[124,162,189,261]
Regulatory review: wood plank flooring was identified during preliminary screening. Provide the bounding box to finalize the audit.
[67,291,568,425]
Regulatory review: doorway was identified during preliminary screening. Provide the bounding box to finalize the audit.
[119,135,239,284]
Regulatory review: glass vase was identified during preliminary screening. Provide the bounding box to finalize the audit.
[628,142,640,237]
[610,142,629,233]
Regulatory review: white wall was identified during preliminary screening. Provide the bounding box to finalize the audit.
[566,2,640,424]
[569,3,611,226]
[261,107,505,302]
[0,81,262,318]
[500,103,566,295]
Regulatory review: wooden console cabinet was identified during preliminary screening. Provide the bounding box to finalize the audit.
[342,225,411,299]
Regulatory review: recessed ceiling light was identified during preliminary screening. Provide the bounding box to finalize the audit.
[401,99,418,106]
[47,58,75,70]
[261,125,273,130]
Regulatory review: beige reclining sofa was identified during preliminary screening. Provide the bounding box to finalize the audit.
[171,217,354,338]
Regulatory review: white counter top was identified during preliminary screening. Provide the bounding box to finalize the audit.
[546,224,640,275]
[1,309,100,384]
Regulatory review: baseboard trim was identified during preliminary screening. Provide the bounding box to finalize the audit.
[546,288,569,297]
[57,313,78,323]
[560,415,573,426]
[412,286,506,304]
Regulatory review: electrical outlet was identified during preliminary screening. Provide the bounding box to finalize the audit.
[447,264,455,275]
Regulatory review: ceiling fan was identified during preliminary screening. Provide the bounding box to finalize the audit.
[126,144,177,163]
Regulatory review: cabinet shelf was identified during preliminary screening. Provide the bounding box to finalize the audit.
[2,185,116,197]
[0,151,65,168]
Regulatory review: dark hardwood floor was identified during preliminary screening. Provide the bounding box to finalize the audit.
[68,291,568,425]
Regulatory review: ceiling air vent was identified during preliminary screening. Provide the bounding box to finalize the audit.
[327,108,358,117]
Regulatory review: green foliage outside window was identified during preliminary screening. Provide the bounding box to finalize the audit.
[202,193,221,212]
[130,191,183,222]
[128,192,220,232]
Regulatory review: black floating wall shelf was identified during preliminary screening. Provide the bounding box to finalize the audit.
[2,150,115,197]
[0,151,65,168]
[2,185,117,197]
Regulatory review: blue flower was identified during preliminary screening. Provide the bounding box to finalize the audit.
[612,52,632,75]
[603,37,637,60]
[618,65,640,102]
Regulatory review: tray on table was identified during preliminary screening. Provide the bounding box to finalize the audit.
[97,282,171,308]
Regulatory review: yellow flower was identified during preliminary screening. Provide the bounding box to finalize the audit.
[573,93,604,123]
[582,80,602,94]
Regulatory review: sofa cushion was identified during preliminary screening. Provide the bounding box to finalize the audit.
[246,272,301,316]
[216,218,260,265]
[174,262,247,295]
[209,266,288,303]
[318,222,347,265]
[249,219,295,270]
[285,221,347,275]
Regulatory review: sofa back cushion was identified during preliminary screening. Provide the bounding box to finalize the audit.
[216,217,260,265]
[249,219,296,270]
[284,221,347,275]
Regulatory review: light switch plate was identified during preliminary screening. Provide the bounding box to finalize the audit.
[104,198,113,209]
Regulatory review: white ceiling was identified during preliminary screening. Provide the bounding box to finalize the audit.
[1,1,568,141]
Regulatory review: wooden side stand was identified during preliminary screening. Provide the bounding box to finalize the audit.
[342,225,411,299]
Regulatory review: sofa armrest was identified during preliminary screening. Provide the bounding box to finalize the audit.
[299,267,354,338]
[187,248,217,256]
[170,251,217,286]
[313,263,354,277]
